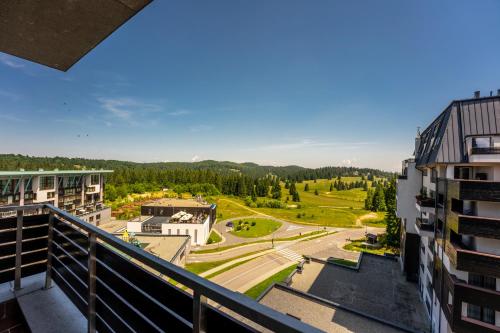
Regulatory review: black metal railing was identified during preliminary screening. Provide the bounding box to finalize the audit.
[416,195,435,208]
[416,218,435,233]
[471,147,500,155]
[0,204,319,333]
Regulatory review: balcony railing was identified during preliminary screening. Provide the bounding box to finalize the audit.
[0,204,319,333]
[445,240,500,278]
[416,218,435,233]
[447,179,500,202]
[441,266,500,333]
[416,195,435,208]
[471,147,500,155]
[449,211,500,240]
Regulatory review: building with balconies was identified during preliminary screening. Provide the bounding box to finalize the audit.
[0,170,113,225]
[396,91,500,333]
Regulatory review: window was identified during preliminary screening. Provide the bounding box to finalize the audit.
[90,175,100,185]
[89,216,94,222]
[430,169,437,183]
[47,192,55,199]
[39,176,55,190]
[168,229,171,235]
[177,229,180,235]
[454,167,471,180]
[185,229,189,235]
[96,214,101,220]
[472,137,491,148]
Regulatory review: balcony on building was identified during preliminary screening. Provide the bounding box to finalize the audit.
[415,194,435,216]
[447,178,500,202]
[468,135,500,163]
[445,232,500,279]
[448,199,500,240]
[439,264,500,333]
[398,158,414,180]
[415,216,435,237]
[0,204,319,333]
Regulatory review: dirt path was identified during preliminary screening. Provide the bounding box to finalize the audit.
[355,212,379,227]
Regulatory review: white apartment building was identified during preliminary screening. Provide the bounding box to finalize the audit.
[397,91,500,333]
[0,169,113,225]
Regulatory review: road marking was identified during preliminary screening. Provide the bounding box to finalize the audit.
[276,248,303,262]
[286,225,303,231]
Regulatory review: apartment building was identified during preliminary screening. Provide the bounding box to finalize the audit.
[397,91,500,333]
[0,169,113,225]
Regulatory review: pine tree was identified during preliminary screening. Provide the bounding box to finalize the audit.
[251,186,257,202]
[329,183,333,192]
[384,179,400,247]
[365,188,374,210]
[292,191,300,202]
[372,185,387,211]
[304,183,309,191]
[289,182,297,196]
[363,181,368,191]
[314,189,319,195]
[271,182,282,199]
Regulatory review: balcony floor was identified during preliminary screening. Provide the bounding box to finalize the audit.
[0,273,85,333]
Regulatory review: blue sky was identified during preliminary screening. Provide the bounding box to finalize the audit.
[1,0,500,171]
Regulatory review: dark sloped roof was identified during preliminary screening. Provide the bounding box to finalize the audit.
[415,95,500,167]
[0,0,152,71]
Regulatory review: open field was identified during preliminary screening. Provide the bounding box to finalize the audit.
[213,178,386,228]
[230,218,282,238]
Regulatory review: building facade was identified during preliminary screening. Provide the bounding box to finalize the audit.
[0,169,113,225]
[397,92,500,333]
[127,198,217,246]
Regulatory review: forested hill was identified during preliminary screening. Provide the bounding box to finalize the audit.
[0,154,394,180]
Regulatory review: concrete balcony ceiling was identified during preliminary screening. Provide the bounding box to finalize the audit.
[0,0,152,71]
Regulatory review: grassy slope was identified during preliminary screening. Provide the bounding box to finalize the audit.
[215,178,386,228]
[207,230,222,244]
[230,218,282,238]
[244,264,297,299]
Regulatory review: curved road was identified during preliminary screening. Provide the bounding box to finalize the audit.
[207,227,384,293]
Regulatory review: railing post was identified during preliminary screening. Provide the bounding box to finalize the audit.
[192,290,207,333]
[14,210,24,290]
[44,211,55,289]
[87,233,97,333]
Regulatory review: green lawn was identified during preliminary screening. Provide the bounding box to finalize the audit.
[185,250,265,275]
[191,230,329,254]
[343,238,398,255]
[230,218,282,238]
[244,264,297,299]
[207,177,387,228]
[206,230,222,244]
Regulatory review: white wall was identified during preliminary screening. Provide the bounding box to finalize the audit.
[127,221,142,233]
[396,160,422,233]
[161,216,211,246]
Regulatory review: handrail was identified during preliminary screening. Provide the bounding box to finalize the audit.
[0,204,321,333]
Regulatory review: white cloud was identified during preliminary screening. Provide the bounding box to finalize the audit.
[0,55,25,69]
[191,155,200,162]
[189,125,212,133]
[97,97,163,122]
[168,109,191,116]
[342,158,358,166]
[0,114,25,122]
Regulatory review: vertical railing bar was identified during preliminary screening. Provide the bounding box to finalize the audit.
[44,211,55,289]
[192,290,207,333]
[88,232,97,333]
[14,209,23,290]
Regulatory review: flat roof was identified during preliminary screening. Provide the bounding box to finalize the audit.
[0,170,113,177]
[133,235,188,262]
[143,198,212,208]
[0,1,152,71]
[259,285,406,333]
[289,256,430,333]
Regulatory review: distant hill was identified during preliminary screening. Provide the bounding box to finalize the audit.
[0,154,395,180]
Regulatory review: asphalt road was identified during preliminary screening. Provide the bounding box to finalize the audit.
[206,227,384,293]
